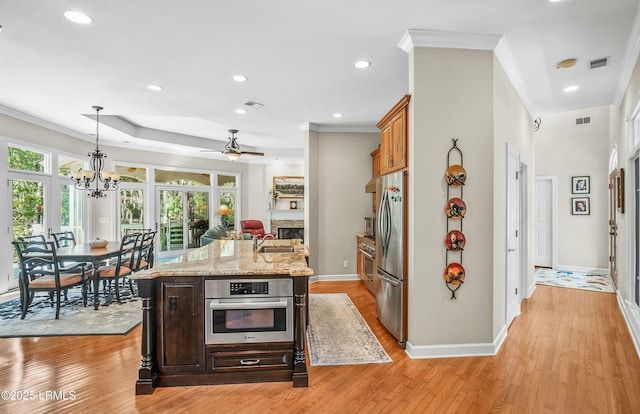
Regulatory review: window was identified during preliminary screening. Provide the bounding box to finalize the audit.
[8,145,48,173]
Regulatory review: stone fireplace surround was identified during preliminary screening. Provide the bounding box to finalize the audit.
[271,219,304,239]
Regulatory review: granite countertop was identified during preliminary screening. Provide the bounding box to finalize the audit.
[131,239,313,279]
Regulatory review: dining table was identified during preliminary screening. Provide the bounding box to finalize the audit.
[56,241,123,310]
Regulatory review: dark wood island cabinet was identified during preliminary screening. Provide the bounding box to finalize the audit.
[132,239,313,394]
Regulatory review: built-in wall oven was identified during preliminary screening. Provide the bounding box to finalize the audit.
[205,279,293,344]
[359,236,379,296]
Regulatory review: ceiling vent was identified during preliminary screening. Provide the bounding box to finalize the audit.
[575,116,591,126]
[589,57,609,69]
[244,101,264,108]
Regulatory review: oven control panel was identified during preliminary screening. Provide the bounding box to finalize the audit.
[229,281,269,295]
[205,279,292,299]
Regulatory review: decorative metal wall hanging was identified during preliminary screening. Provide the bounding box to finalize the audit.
[444,138,466,299]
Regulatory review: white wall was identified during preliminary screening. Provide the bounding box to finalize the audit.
[535,106,610,269]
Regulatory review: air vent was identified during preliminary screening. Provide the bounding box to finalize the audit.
[244,101,264,108]
[575,116,591,126]
[589,57,608,69]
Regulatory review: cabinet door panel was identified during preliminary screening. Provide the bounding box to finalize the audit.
[391,110,407,170]
[159,280,203,371]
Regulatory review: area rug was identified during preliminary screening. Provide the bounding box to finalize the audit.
[307,293,391,366]
[535,268,615,293]
[0,286,141,337]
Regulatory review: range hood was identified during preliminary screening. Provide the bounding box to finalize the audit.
[365,175,379,193]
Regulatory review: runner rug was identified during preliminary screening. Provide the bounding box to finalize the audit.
[0,286,141,337]
[306,293,392,366]
[535,268,615,293]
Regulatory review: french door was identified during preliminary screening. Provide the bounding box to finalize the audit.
[7,172,50,291]
[156,186,210,258]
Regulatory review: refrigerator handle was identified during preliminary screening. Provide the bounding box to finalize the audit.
[377,267,400,286]
[377,189,387,253]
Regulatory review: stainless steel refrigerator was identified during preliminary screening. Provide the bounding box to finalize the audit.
[375,170,406,345]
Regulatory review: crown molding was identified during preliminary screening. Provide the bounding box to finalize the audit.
[0,104,88,142]
[397,30,534,117]
[298,122,377,134]
[614,4,640,107]
[398,29,502,53]
[494,37,534,116]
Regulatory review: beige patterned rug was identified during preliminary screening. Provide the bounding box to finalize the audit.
[0,287,141,337]
[307,293,392,366]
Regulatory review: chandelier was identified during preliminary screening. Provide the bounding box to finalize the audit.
[70,106,120,198]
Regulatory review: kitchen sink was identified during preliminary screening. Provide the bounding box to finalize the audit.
[258,246,295,253]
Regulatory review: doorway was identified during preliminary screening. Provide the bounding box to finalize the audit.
[156,187,211,258]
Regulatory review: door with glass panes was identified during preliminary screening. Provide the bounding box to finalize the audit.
[156,187,210,257]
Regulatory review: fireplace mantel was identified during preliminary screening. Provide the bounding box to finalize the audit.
[268,209,304,233]
[268,209,304,221]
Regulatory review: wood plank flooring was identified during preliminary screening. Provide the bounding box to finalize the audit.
[1,281,639,413]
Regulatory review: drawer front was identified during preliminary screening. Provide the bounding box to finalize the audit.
[207,349,293,372]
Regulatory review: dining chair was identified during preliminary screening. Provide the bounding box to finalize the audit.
[133,230,157,273]
[13,241,89,319]
[18,234,47,246]
[99,233,139,304]
[51,231,77,248]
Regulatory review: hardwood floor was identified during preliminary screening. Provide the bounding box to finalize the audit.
[1,281,639,413]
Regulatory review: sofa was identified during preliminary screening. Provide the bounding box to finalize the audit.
[200,225,251,246]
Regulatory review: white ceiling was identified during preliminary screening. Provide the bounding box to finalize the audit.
[0,0,638,164]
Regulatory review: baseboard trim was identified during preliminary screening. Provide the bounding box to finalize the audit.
[553,265,609,274]
[308,274,360,284]
[616,292,640,359]
[527,282,536,298]
[405,327,507,359]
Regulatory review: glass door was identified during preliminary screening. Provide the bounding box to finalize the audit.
[156,187,210,257]
[9,173,50,290]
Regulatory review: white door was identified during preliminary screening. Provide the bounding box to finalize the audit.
[506,144,521,326]
[535,177,554,267]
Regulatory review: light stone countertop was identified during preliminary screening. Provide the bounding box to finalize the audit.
[131,239,313,279]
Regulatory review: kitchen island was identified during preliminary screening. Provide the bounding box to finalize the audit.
[131,239,313,394]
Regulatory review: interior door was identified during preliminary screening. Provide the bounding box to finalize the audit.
[609,170,618,286]
[506,145,521,326]
[535,177,553,267]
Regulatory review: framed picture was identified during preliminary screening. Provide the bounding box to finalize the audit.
[572,176,590,194]
[273,176,304,198]
[571,197,590,215]
[289,200,298,210]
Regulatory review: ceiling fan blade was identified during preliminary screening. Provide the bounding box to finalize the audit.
[241,151,264,156]
[200,149,223,153]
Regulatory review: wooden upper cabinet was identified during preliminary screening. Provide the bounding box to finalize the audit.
[371,147,380,177]
[377,95,410,174]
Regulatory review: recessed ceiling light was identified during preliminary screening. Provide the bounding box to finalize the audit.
[333,113,343,118]
[564,85,579,92]
[147,85,162,91]
[64,11,92,25]
[354,60,371,69]
[233,75,248,82]
[235,109,247,114]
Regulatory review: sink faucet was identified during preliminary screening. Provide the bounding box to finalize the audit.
[253,234,276,251]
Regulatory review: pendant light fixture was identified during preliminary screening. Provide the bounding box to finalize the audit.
[71,105,120,198]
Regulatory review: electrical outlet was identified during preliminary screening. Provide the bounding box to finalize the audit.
[343,260,349,268]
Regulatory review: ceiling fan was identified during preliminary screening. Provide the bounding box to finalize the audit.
[202,129,264,160]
